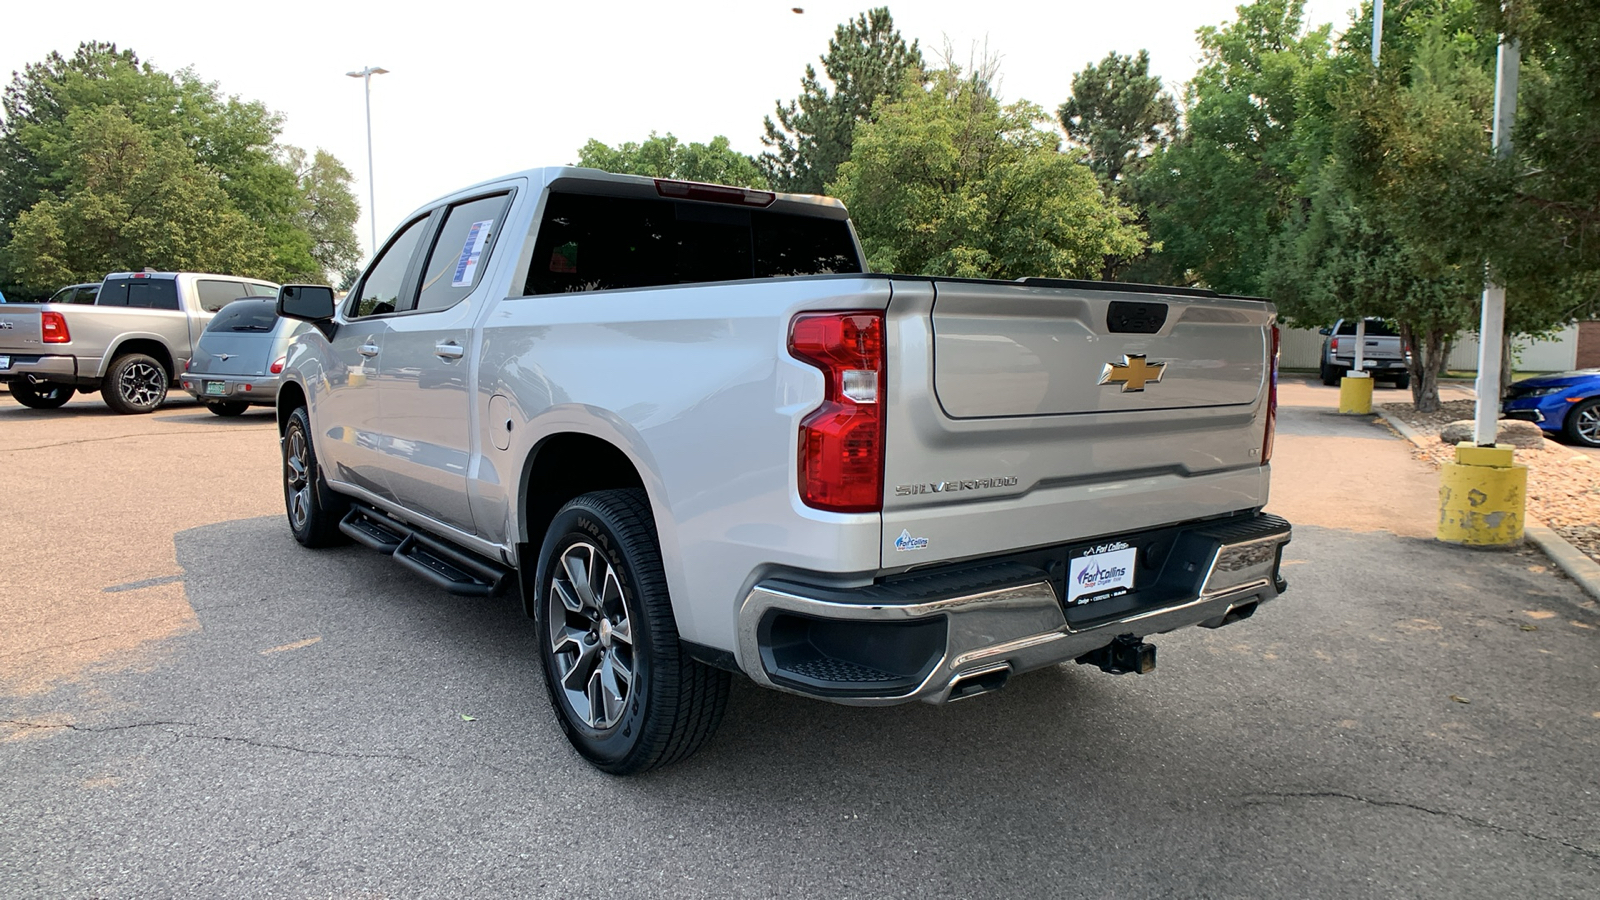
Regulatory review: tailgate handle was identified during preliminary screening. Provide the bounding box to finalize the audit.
[1107,300,1168,334]
[434,341,464,360]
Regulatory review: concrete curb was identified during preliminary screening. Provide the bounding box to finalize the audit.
[1525,524,1600,603]
[1372,407,1600,604]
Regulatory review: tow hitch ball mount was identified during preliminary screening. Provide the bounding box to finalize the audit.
[1076,634,1156,675]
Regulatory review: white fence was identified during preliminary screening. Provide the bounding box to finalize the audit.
[1279,324,1579,373]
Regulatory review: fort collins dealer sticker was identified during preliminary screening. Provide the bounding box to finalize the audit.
[1067,542,1136,605]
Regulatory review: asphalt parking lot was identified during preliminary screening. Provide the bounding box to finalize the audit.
[2,385,1597,898]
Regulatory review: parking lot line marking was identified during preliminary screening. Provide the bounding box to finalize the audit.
[260,637,322,655]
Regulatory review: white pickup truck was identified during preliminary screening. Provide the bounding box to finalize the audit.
[273,167,1292,773]
[0,271,278,413]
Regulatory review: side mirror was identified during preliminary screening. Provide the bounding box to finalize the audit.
[1318,327,1332,336]
[277,284,336,322]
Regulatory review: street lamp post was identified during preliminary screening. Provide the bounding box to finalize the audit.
[346,65,389,255]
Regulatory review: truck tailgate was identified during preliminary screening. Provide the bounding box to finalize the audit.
[882,278,1274,568]
[0,305,45,349]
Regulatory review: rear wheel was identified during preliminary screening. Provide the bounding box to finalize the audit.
[1321,363,1339,386]
[1564,397,1600,448]
[206,401,250,417]
[9,379,75,409]
[102,354,168,414]
[282,406,348,547]
[534,489,729,774]
[1392,373,1411,390]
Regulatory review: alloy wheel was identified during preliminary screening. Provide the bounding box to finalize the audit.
[118,361,164,408]
[285,426,311,530]
[547,541,634,730]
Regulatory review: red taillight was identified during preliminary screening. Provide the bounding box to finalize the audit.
[1263,324,1279,465]
[789,312,885,513]
[184,358,191,371]
[270,355,286,375]
[41,311,70,343]
[1330,337,1340,352]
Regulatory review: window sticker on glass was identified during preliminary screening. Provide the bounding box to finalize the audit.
[452,220,496,287]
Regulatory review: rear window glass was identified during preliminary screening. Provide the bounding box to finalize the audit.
[1335,319,1400,337]
[98,278,180,310]
[523,192,861,295]
[247,283,278,297]
[205,299,280,333]
[197,279,250,312]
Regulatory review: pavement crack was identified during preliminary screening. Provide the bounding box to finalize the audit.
[173,731,426,764]
[1245,790,1600,861]
[3,719,426,765]
[4,719,199,733]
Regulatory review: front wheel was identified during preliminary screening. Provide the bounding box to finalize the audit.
[282,406,348,547]
[102,353,168,414]
[9,379,75,409]
[1564,397,1600,448]
[534,489,729,775]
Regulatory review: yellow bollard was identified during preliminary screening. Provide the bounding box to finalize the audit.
[1338,371,1374,414]
[1437,443,1526,546]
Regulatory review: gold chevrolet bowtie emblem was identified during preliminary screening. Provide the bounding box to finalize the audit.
[1098,354,1167,392]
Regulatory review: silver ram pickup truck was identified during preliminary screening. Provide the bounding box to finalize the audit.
[273,167,1292,774]
[0,271,278,413]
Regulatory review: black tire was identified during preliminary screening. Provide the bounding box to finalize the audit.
[101,353,168,414]
[1391,373,1411,390]
[282,406,349,547]
[1563,397,1600,448]
[534,489,729,774]
[1321,363,1339,386]
[9,380,75,409]
[206,401,250,417]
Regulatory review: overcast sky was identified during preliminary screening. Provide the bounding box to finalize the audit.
[4,0,1354,258]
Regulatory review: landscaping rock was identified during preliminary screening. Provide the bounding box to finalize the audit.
[1437,418,1547,449]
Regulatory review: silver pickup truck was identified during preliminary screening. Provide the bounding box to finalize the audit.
[273,167,1292,773]
[0,271,278,412]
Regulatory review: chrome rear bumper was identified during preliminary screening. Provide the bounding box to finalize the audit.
[736,513,1291,705]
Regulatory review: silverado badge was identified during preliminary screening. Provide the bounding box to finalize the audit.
[1098,354,1167,392]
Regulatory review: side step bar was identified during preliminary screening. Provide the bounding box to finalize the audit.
[339,505,512,597]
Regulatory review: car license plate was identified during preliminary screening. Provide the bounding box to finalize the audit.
[0,355,9,371]
[204,381,227,396]
[1066,542,1138,606]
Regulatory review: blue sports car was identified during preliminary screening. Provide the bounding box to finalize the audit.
[1501,369,1600,447]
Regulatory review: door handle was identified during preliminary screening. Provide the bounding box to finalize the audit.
[434,341,465,360]
[358,342,380,357]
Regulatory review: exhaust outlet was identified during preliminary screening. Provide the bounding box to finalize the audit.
[946,664,1010,701]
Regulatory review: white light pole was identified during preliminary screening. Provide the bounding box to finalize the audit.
[1473,39,1520,446]
[346,65,389,255]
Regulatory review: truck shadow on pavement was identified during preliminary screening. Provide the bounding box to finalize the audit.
[7,516,1591,898]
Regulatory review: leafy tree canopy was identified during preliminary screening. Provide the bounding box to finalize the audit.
[830,65,1146,280]
[761,7,924,193]
[576,132,767,188]
[0,41,360,295]
[1057,50,1178,191]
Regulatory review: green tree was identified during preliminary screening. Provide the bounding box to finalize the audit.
[4,108,270,292]
[830,66,1146,279]
[1058,50,1178,190]
[1129,0,1336,295]
[576,132,767,188]
[286,147,362,278]
[760,7,924,193]
[0,42,359,291]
